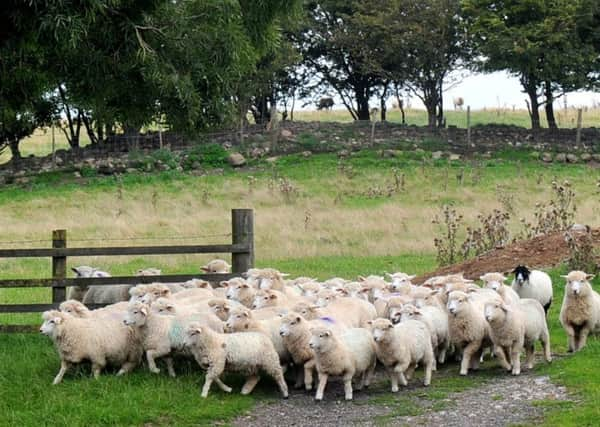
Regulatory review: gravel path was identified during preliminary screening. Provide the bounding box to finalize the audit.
[232,368,570,427]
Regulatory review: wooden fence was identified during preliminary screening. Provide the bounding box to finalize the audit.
[0,209,254,333]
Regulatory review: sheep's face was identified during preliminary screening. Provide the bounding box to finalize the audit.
[201,259,231,274]
[398,305,421,323]
[59,300,87,317]
[124,303,149,326]
[563,271,594,296]
[226,282,253,301]
[185,323,207,349]
[484,281,502,292]
[71,266,95,278]
[316,290,338,308]
[513,266,530,286]
[152,298,176,315]
[226,309,250,332]
[279,314,302,337]
[388,306,403,324]
[293,303,318,320]
[370,319,394,342]
[308,328,332,352]
[447,292,469,315]
[481,273,506,292]
[252,291,277,309]
[484,302,507,323]
[185,279,211,289]
[300,282,321,298]
[209,301,231,321]
[40,314,63,336]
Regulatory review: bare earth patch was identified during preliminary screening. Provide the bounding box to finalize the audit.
[414,228,600,283]
[232,367,570,427]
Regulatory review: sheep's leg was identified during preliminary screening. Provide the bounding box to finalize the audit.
[304,359,316,391]
[525,343,535,370]
[494,346,512,371]
[394,361,410,386]
[563,324,576,352]
[460,341,480,376]
[294,366,304,389]
[470,348,482,370]
[264,364,289,399]
[117,361,137,376]
[343,372,354,400]
[52,360,70,385]
[241,375,261,395]
[423,358,433,387]
[388,367,399,392]
[315,372,329,401]
[146,350,162,374]
[201,375,214,398]
[91,362,104,379]
[165,357,176,378]
[214,377,233,393]
[405,363,416,381]
[541,331,553,363]
[577,326,591,351]
[365,359,376,387]
[510,345,521,376]
[438,343,447,365]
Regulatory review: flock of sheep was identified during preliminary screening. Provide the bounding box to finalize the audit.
[39,260,600,401]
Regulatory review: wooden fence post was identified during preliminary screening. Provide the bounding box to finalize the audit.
[231,209,254,273]
[576,108,583,146]
[52,229,67,303]
[466,105,471,146]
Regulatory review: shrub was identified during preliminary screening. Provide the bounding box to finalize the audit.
[432,205,463,266]
[183,143,228,169]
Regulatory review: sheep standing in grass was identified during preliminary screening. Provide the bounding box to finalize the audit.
[185,322,288,398]
[309,327,376,401]
[481,272,520,306]
[560,271,600,352]
[40,310,142,384]
[511,266,553,315]
[484,299,552,375]
[369,318,434,390]
[447,291,492,375]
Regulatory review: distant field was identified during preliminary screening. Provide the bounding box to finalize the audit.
[3,106,600,165]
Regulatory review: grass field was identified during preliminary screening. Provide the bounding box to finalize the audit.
[2,148,600,425]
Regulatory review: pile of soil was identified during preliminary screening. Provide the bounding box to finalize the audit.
[414,228,600,284]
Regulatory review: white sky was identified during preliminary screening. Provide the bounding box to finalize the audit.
[302,71,600,111]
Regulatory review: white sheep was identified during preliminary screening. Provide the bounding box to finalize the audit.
[369,318,434,390]
[278,313,346,390]
[446,290,492,375]
[309,327,376,400]
[225,306,289,363]
[225,278,256,308]
[315,289,377,327]
[480,272,520,306]
[201,259,231,273]
[511,266,553,315]
[559,270,600,352]
[386,272,416,294]
[151,298,224,332]
[124,301,221,377]
[484,299,552,375]
[40,310,142,384]
[67,266,111,302]
[59,299,128,319]
[398,303,449,366]
[185,322,288,398]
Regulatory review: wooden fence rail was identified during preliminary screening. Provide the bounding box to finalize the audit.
[0,209,254,333]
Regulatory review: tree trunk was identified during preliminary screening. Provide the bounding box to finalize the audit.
[9,138,21,161]
[380,96,387,121]
[436,84,445,128]
[544,82,557,130]
[424,97,437,129]
[522,76,541,130]
[355,89,371,121]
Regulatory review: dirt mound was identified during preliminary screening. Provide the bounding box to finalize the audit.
[414,228,600,283]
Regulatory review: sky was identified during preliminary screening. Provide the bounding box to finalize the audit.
[303,71,600,111]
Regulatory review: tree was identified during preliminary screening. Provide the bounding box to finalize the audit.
[463,0,598,130]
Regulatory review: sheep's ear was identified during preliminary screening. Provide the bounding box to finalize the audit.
[358,276,366,282]
[479,275,486,281]
[71,267,79,274]
[201,267,210,272]
[167,304,176,312]
[269,293,277,299]
[366,320,373,326]
[587,274,595,281]
[500,304,510,312]
[161,289,170,296]
[323,330,331,337]
[241,283,249,288]
[220,281,229,287]
[140,307,148,316]
[281,273,290,277]
[337,288,348,296]
[407,275,416,280]
[242,310,249,317]
[560,275,568,279]
[53,316,63,324]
